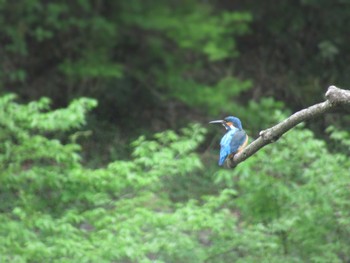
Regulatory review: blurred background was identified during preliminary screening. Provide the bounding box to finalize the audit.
[1,0,350,262]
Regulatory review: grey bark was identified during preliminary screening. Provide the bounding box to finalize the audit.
[226,85,350,168]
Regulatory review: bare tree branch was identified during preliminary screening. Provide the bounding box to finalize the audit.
[226,85,350,168]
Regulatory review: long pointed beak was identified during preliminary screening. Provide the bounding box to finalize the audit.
[209,120,225,124]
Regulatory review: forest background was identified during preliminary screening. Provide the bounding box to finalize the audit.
[1,0,350,262]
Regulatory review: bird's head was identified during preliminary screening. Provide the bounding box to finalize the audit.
[209,116,243,130]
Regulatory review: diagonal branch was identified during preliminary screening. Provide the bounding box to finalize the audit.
[226,85,350,168]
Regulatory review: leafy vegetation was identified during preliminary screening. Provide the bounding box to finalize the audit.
[1,95,349,262]
[1,0,350,262]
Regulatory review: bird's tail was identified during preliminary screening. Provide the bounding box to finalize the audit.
[218,156,226,166]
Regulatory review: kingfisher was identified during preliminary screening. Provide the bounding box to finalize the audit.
[209,116,248,166]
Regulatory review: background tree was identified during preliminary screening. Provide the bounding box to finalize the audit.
[1,0,350,262]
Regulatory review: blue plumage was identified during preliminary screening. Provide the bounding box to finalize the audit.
[210,116,248,166]
[219,127,238,165]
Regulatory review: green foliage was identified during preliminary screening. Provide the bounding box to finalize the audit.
[0,95,270,262]
[124,1,251,61]
[169,77,252,115]
[234,97,289,134]
[239,0,350,109]
[0,0,252,118]
[120,0,252,115]
[216,123,350,262]
[327,125,350,153]
[2,95,350,262]
[0,96,214,262]
[1,1,350,261]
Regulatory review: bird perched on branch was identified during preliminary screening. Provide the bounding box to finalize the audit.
[209,116,248,166]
